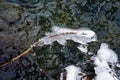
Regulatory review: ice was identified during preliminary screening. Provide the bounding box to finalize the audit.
[65,65,81,80]
[94,57,111,70]
[52,26,97,42]
[93,43,119,80]
[77,45,88,53]
[31,26,119,80]
[32,26,97,47]
[95,71,118,80]
[64,65,87,80]
[97,43,118,64]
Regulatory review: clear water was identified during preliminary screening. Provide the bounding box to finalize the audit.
[0,0,120,80]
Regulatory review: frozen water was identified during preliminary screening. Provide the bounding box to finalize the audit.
[64,65,87,80]
[94,43,119,80]
[97,43,118,64]
[77,45,88,53]
[32,26,97,47]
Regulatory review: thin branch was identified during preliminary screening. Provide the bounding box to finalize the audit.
[0,26,97,68]
[0,46,33,67]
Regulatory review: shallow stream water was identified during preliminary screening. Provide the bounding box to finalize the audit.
[0,0,120,80]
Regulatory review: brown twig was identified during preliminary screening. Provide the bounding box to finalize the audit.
[0,46,33,67]
[0,32,77,68]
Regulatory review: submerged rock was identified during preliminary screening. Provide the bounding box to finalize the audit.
[0,2,26,65]
[0,3,21,23]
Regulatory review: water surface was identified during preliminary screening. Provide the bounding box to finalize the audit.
[0,0,120,80]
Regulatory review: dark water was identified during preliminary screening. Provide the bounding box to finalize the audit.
[0,0,120,80]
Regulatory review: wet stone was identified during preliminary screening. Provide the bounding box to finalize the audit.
[0,2,21,23]
[0,19,9,32]
[0,2,47,80]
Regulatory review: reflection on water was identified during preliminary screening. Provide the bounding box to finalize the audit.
[0,0,120,80]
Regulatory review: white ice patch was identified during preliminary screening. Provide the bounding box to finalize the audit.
[65,65,81,80]
[64,65,87,80]
[88,51,93,55]
[52,26,97,42]
[97,43,118,64]
[94,57,111,70]
[95,71,118,80]
[32,26,97,47]
[77,45,88,53]
[94,43,119,80]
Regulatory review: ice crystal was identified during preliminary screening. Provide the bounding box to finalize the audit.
[32,26,97,51]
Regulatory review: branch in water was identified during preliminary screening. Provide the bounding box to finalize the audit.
[0,26,97,68]
[0,46,33,67]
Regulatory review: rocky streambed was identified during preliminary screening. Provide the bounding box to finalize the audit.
[0,0,120,80]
